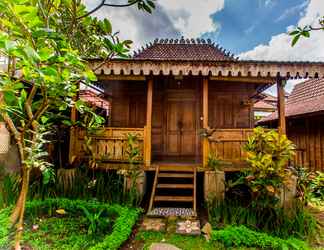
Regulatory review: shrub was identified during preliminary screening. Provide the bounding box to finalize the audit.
[0,198,141,250]
[242,127,295,208]
[208,198,316,240]
[211,225,309,249]
[310,171,324,201]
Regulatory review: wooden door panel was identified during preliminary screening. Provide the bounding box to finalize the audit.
[164,92,197,157]
[181,132,196,155]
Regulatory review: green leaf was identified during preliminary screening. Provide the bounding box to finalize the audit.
[103,19,112,34]
[291,34,300,47]
[142,3,152,13]
[301,30,310,38]
[289,30,299,36]
[41,116,49,124]
[3,91,16,105]
[147,0,155,9]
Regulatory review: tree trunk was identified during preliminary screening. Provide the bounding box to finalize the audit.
[12,166,30,250]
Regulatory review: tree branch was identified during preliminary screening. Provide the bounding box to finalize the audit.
[77,0,140,19]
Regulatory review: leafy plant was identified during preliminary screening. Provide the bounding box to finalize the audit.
[211,225,309,249]
[207,198,316,240]
[207,153,222,171]
[121,133,143,207]
[80,206,111,235]
[242,127,295,208]
[290,165,312,204]
[0,172,19,209]
[309,171,324,201]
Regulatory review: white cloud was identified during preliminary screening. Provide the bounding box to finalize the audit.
[239,0,324,61]
[82,0,224,48]
[158,0,224,38]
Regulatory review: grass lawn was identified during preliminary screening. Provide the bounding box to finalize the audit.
[23,215,111,250]
[132,231,255,250]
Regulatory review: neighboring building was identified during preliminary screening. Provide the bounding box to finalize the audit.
[68,37,324,215]
[259,78,324,172]
[253,92,289,121]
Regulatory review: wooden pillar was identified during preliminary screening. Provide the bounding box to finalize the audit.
[145,78,153,166]
[69,93,78,164]
[277,78,286,134]
[203,78,209,167]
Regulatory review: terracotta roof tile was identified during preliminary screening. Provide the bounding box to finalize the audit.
[254,100,276,110]
[133,38,236,61]
[259,78,324,122]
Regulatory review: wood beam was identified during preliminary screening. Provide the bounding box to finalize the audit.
[209,76,275,84]
[145,78,153,166]
[97,75,146,81]
[277,78,286,134]
[203,78,209,167]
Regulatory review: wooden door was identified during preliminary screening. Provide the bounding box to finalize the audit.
[164,91,198,158]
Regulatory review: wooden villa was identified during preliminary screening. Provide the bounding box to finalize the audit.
[69,38,324,214]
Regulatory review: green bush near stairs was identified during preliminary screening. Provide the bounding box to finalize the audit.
[211,225,309,250]
[0,198,141,250]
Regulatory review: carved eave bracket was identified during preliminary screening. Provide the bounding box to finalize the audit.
[89,59,324,79]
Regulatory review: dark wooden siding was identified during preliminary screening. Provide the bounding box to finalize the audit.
[288,116,324,172]
[209,81,255,129]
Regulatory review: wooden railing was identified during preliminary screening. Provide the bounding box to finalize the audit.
[207,129,255,165]
[207,129,273,168]
[74,127,146,163]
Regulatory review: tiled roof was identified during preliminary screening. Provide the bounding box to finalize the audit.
[79,90,110,111]
[133,37,236,61]
[254,100,276,110]
[259,78,324,122]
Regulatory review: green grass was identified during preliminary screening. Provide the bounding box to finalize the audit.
[23,216,108,250]
[0,198,141,250]
[136,231,225,250]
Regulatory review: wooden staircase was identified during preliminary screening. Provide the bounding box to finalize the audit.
[148,164,197,216]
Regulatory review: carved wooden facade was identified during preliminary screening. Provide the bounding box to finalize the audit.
[69,41,324,171]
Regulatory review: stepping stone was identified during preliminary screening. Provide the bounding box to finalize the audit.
[176,219,201,235]
[147,207,196,217]
[149,243,181,250]
[141,217,166,232]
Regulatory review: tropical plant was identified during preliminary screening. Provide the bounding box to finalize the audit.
[207,198,316,240]
[309,171,324,201]
[207,153,222,171]
[242,127,295,208]
[290,165,312,204]
[122,133,142,206]
[80,206,111,235]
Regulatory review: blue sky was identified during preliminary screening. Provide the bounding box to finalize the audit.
[86,0,324,61]
[202,0,309,54]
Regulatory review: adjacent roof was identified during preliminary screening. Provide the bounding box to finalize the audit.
[259,78,324,122]
[253,100,276,110]
[133,37,236,61]
[79,90,110,112]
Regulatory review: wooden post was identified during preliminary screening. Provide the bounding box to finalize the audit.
[277,78,286,134]
[145,78,153,167]
[203,78,209,167]
[69,94,78,164]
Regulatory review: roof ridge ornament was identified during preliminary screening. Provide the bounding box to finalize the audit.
[180,36,185,44]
